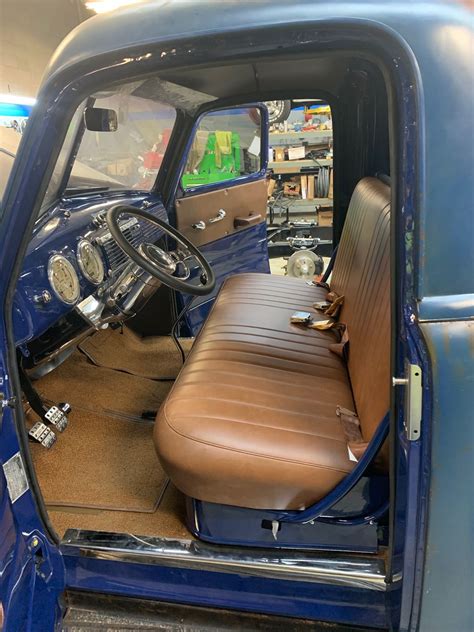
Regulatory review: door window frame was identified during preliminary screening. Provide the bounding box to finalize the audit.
[176,103,269,198]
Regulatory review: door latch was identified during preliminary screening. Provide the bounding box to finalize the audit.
[393,364,422,440]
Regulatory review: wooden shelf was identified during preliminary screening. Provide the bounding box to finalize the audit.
[269,197,333,211]
[269,130,333,146]
[269,158,332,174]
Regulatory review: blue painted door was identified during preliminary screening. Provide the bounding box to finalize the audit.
[0,203,65,630]
[173,105,270,335]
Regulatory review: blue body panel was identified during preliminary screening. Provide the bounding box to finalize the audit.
[61,549,387,629]
[416,320,473,632]
[0,1,472,630]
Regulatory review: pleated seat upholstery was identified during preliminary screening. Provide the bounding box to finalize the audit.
[154,177,391,510]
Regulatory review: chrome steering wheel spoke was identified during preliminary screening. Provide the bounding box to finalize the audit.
[106,205,215,297]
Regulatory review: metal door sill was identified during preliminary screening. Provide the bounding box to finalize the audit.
[61,529,387,591]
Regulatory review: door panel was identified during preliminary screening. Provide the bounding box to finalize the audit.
[173,104,270,336]
[175,178,267,247]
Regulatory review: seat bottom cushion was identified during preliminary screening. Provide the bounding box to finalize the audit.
[154,273,355,510]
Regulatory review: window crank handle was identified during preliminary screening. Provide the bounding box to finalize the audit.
[208,209,226,224]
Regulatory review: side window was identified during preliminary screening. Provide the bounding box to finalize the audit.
[182,107,263,190]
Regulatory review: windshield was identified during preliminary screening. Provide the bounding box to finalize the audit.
[0,148,15,205]
[41,80,177,214]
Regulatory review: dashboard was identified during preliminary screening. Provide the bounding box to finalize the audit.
[14,192,168,368]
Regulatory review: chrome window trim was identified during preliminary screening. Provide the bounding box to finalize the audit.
[61,530,387,591]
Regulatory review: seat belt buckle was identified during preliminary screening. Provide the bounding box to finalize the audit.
[44,405,69,432]
[29,421,56,448]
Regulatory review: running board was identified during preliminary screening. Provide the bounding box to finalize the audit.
[61,530,387,591]
[63,590,372,631]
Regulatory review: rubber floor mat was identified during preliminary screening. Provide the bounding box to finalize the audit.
[31,409,167,513]
[79,327,193,379]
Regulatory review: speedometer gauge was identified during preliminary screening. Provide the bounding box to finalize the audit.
[77,239,105,284]
[47,254,80,304]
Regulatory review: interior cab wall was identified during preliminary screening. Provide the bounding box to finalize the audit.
[333,63,390,243]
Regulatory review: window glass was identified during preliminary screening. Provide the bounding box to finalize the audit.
[40,80,177,215]
[182,107,262,189]
[72,91,176,191]
[0,149,15,206]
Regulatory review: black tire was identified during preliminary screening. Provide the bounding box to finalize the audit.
[265,100,292,124]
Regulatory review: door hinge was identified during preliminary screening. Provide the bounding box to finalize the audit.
[393,364,422,441]
[27,534,54,582]
[1,392,17,409]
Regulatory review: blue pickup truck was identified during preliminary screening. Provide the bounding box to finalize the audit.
[0,1,472,630]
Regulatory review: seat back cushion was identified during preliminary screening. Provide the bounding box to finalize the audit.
[331,177,391,446]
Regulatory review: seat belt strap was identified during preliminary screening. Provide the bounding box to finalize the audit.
[328,327,350,361]
[320,243,339,284]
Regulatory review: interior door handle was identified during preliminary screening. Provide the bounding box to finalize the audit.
[208,209,226,224]
[192,221,206,231]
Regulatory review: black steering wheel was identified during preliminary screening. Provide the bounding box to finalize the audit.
[106,205,216,296]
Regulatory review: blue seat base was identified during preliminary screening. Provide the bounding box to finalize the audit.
[185,475,388,552]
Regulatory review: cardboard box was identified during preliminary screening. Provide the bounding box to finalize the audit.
[106,158,133,177]
[307,175,315,200]
[318,209,333,226]
[300,175,308,200]
[288,145,306,160]
[267,178,277,198]
[274,147,286,162]
[328,168,334,199]
[283,182,300,196]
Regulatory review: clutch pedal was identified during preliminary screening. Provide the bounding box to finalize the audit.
[28,421,56,449]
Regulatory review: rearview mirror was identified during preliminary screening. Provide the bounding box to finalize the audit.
[84,107,118,132]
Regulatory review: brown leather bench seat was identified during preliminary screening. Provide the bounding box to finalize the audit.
[154,177,391,511]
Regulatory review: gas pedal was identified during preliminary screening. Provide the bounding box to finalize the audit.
[29,421,56,448]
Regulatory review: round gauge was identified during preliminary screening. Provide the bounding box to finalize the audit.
[47,254,80,305]
[77,239,105,284]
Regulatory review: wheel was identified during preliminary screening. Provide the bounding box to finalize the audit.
[286,250,324,280]
[265,100,292,124]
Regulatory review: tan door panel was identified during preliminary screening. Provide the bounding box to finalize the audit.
[175,179,267,247]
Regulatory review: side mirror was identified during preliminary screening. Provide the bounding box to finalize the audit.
[84,107,118,132]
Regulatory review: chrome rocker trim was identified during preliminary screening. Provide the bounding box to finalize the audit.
[61,530,387,591]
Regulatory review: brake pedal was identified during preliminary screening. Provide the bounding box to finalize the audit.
[44,405,69,432]
[29,421,56,449]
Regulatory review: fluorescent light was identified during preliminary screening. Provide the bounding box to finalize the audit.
[85,0,142,13]
[0,94,36,106]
